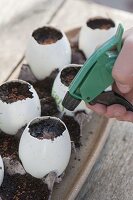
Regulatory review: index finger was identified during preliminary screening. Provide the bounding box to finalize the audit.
[112,29,133,93]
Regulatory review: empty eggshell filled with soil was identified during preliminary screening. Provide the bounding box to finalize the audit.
[0,79,41,135]
[0,155,4,186]
[79,17,117,58]
[19,116,71,179]
[25,26,71,80]
[52,64,92,116]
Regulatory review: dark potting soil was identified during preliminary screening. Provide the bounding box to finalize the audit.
[71,48,86,64]
[61,66,81,87]
[0,132,18,159]
[41,96,59,116]
[87,18,115,30]
[0,172,50,200]
[33,77,55,98]
[32,26,63,45]
[32,70,59,99]
[62,115,81,148]
[29,117,66,141]
[0,82,33,104]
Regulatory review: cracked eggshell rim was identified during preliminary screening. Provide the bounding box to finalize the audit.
[105,86,112,91]
[0,79,41,135]
[52,64,92,116]
[19,116,71,179]
[25,25,72,80]
[78,18,118,58]
[0,155,4,186]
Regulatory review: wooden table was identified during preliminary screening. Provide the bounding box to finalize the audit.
[1,0,133,199]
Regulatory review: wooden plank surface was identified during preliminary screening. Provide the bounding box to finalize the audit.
[1,0,133,199]
[77,120,133,200]
[51,0,133,30]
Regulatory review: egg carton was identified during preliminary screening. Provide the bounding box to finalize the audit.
[0,23,114,200]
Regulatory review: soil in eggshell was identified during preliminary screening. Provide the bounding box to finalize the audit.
[32,26,63,45]
[0,82,33,104]
[29,118,66,141]
[61,66,81,87]
[0,31,86,199]
[87,18,115,30]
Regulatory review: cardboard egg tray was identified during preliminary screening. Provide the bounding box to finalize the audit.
[0,28,113,200]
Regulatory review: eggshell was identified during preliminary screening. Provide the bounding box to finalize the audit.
[25,26,71,80]
[52,64,92,116]
[0,79,41,135]
[79,17,118,58]
[19,116,71,178]
[105,86,112,91]
[0,155,4,186]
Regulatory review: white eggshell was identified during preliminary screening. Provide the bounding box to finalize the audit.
[19,116,71,178]
[52,64,92,116]
[0,80,41,135]
[79,18,118,58]
[25,26,71,80]
[105,86,112,91]
[0,155,4,186]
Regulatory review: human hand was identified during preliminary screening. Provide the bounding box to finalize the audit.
[87,27,133,122]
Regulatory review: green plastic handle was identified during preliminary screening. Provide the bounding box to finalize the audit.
[69,24,124,102]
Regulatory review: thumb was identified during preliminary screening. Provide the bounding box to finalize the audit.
[112,36,133,93]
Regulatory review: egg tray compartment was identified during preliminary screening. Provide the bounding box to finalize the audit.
[0,28,86,200]
[0,28,112,200]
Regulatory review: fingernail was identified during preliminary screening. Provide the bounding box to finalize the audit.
[116,83,131,93]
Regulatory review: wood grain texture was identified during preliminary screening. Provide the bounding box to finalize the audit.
[0,0,65,83]
[51,0,133,30]
[76,120,133,200]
